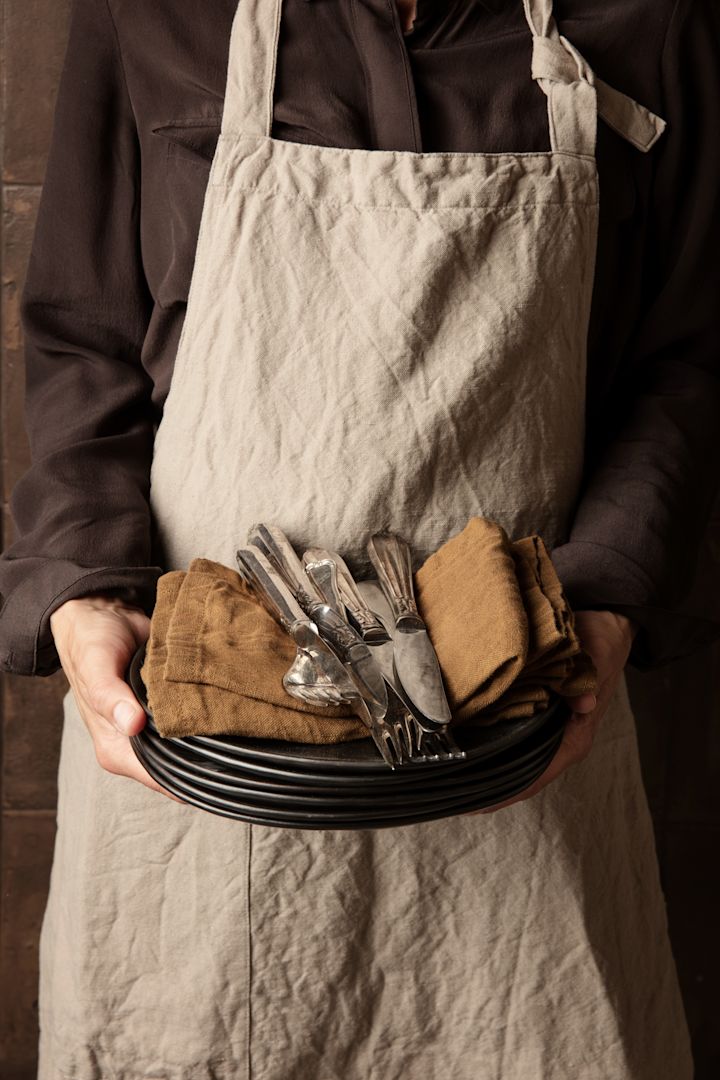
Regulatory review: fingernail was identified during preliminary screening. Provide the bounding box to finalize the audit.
[113,701,137,734]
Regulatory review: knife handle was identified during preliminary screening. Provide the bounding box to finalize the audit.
[235,546,311,633]
[303,547,391,644]
[247,522,323,612]
[366,532,421,626]
[301,559,382,669]
[302,557,345,615]
[312,604,370,661]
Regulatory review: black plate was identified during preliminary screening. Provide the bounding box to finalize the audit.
[133,737,557,829]
[135,737,552,818]
[137,719,561,801]
[134,703,565,794]
[137,730,561,811]
[128,641,568,777]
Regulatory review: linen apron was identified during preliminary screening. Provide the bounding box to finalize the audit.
[38,1,694,1077]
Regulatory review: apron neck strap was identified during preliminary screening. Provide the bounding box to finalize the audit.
[523,0,666,155]
[523,0,597,156]
[220,0,667,155]
[221,0,282,138]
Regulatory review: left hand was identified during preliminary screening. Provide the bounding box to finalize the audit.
[467,609,638,815]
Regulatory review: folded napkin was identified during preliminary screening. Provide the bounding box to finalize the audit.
[414,519,596,724]
[140,517,597,740]
[141,559,366,742]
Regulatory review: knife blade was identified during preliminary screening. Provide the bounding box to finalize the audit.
[366,531,452,727]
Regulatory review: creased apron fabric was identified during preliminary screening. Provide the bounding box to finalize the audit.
[37,1,693,1077]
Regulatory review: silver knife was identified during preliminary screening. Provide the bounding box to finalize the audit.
[356,578,467,760]
[247,522,324,609]
[367,531,452,728]
[355,579,436,728]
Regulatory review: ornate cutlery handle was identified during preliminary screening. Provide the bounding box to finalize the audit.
[366,532,422,626]
[303,546,390,643]
[235,546,310,633]
[304,559,381,657]
[247,522,323,611]
[302,557,345,616]
[303,558,388,712]
[312,605,372,659]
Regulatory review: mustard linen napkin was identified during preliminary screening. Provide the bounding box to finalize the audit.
[414,518,596,726]
[141,558,366,741]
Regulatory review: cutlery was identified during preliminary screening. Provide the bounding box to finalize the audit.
[367,532,453,729]
[236,544,402,767]
[305,557,423,761]
[302,546,390,643]
[248,525,389,720]
[301,557,346,618]
[357,579,466,761]
[247,522,324,609]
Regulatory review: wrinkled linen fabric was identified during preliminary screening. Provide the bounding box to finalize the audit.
[37,1,693,1076]
[5,0,720,679]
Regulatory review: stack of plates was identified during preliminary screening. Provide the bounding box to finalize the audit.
[127,643,567,830]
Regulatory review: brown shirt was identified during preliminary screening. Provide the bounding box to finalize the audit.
[1,0,719,677]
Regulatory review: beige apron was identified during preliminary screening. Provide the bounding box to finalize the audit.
[38,1,693,1076]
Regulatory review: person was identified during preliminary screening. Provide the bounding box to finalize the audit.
[0,0,717,1076]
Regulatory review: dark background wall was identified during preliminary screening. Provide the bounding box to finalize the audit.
[1,2,719,1076]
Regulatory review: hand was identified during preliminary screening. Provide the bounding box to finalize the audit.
[50,593,184,803]
[467,609,638,815]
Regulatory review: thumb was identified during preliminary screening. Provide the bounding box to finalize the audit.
[83,650,147,737]
[111,694,147,737]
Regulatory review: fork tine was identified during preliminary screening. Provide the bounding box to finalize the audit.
[389,708,414,763]
[385,720,408,766]
[405,715,428,761]
[433,727,467,760]
[372,725,400,768]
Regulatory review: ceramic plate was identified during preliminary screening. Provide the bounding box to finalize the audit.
[128,641,567,777]
[136,721,560,799]
[133,737,556,830]
[136,731,560,811]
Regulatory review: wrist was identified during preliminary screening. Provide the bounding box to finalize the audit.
[50,591,144,632]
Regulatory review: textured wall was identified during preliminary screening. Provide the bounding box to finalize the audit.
[1,3,74,1077]
[1,2,719,1077]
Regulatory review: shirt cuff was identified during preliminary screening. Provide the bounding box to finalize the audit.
[549,540,720,670]
[0,559,164,677]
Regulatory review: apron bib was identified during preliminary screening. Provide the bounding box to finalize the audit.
[38,1,693,1076]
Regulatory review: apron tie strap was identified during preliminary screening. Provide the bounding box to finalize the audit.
[524,0,666,156]
[532,34,666,153]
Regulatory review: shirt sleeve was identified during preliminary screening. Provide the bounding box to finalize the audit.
[549,0,720,670]
[0,0,164,678]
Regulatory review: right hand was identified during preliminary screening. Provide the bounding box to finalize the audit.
[50,593,184,803]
